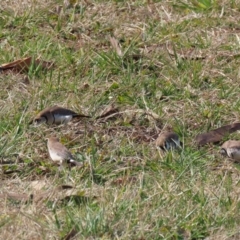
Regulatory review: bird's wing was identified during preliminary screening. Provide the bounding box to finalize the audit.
[50,106,77,115]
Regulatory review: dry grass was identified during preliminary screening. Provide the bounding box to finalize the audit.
[1,0,240,239]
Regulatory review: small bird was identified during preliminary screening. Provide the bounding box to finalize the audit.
[156,131,182,150]
[220,140,240,162]
[47,136,82,167]
[30,105,90,125]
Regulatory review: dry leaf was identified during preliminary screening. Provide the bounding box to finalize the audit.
[109,36,123,57]
[195,122,240,146]
[0,57,32,72]
[96,105,120,120]
[195,132,224,146]
[0,192,31,202]
[96,107,161,127]
[111,176,137,186]
[62,227,78,240]
[0,57,54,73]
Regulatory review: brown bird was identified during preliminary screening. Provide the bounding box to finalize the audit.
[30,105,90,125]
[220,140,240,162]
[47,136,82,167]
[156,131,182,150]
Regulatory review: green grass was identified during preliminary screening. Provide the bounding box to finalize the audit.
[0,0,240,239]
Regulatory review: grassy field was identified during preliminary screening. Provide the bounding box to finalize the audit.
[1,0,240,239]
